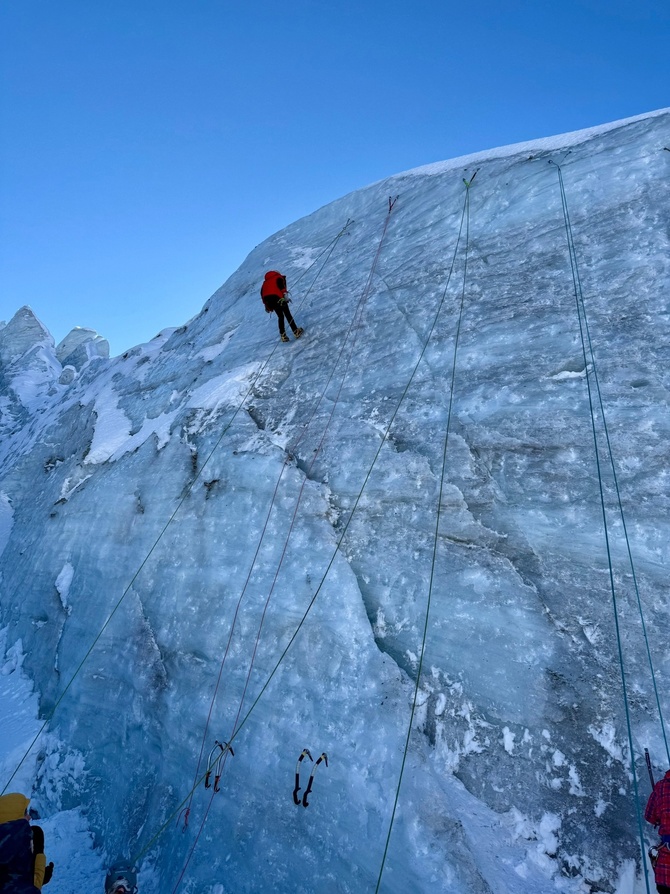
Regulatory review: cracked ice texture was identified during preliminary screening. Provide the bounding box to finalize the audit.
[0,108,669,893]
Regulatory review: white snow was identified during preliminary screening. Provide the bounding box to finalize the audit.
[55,564,74,614]
[83,395,133,464]
[502,726,516,754]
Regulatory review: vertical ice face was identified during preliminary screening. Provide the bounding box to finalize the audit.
[0,109,669,893]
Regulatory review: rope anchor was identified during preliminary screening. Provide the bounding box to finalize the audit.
[205,740,234,793]
[463,168,479,189]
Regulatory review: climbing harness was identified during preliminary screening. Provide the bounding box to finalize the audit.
[301,753,328,808]
[550,157,656,894]
[292,749,313,805]
[204,741,234,793]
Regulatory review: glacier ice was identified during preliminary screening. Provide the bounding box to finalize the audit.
[1,108,670,893]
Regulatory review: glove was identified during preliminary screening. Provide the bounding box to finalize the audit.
[265,307,272,313]
[32,826,45,852]
[44,862,55,885]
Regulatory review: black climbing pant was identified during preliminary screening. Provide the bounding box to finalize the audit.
[266,296,298,337]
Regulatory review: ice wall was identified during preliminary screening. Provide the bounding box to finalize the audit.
[1,109,669,894]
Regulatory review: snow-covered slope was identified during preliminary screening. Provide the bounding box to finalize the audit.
[1,109,669,894]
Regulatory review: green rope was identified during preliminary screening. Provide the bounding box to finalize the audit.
[552,161,652,894]
[553,180,668,765]
[374,178,473,893]
[130,189,469,876]
[1,220,352,796]
[128,210,387,872]
[223,187,471,768]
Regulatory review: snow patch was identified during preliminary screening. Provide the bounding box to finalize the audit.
[503,726,516,754]
[197,329,236,362]
[84,395,132,464]
[588,722,626,765]
[187,364,259,414]
[55,563,74,614]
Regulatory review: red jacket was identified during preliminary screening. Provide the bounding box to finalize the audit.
[260,271,287,311]
[646,771,670,836]
[646,770,670,886]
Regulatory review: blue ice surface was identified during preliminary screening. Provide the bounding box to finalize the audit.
[1,108,669,893]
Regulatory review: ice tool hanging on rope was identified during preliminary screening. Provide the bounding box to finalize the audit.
[292,749,313,805]
[204,741,234,793]
[302,753,328,808]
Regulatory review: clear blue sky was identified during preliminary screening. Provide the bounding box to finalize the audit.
[1,0,668,356]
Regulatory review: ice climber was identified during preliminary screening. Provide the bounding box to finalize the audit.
[260,271,303,342]
[0,793,53,892]
[646,768,670,894]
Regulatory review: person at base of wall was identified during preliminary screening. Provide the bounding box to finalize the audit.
[0,792,54,892]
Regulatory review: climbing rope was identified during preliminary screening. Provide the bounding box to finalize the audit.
[374,173,475,892]
[226,198,399,737]
[133,181,473,887]
[218,185,469,757]
[179,221,354,828]
[551,159,653,894]
[1,219,353,797]
[168,199,398,891]
[554,162,668,766]
[154,182,471,887]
